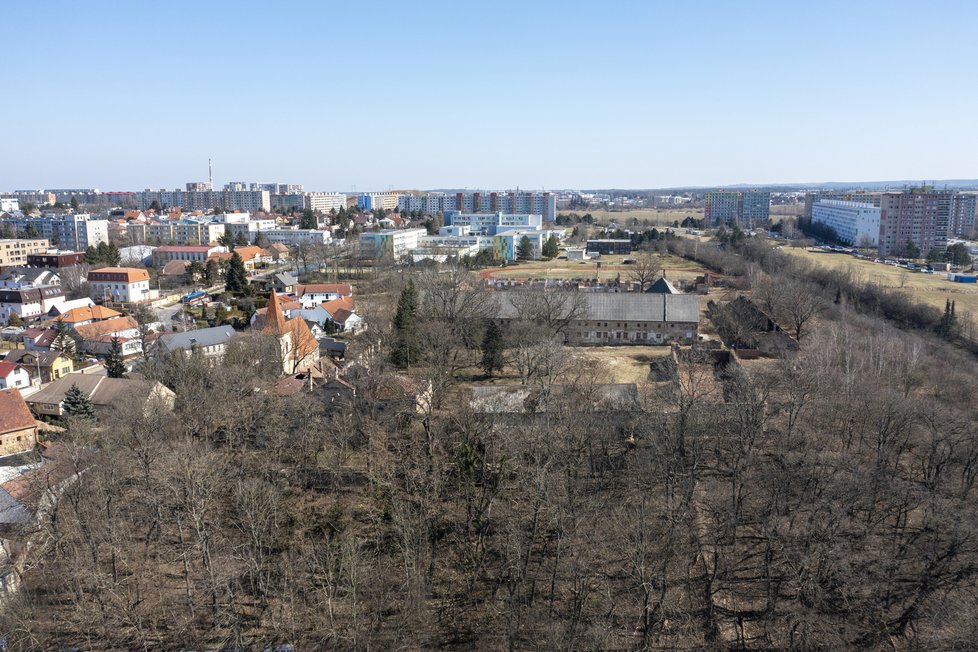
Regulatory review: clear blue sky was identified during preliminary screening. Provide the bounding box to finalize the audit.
[3,0,977,191]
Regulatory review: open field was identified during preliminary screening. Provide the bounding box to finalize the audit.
[556,207,703,226]
[480,252,708,283]
[783,247,978,317]
[575,345,673,384]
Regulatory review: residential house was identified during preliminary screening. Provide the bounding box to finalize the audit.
[72,315,142,356]
[25,373,175,418]
[208,246,264,271]
[264,242,290,262]
[48,297,96,316]
[0,268,60,290]
[20,327,55,351]
[0,362,31,390]
[44,304,121,328]
[160,260,192,279]
[0,286,65,324]
[2,350,73,383]
[0,389,38,457]
[273,272,298,294]
[294,283,352,308]
[88,267,152,303]
[152,325,236,363]
[645,277,680,294]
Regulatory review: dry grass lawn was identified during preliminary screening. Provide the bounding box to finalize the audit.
[481,253,708,283]
[782,247,978,317]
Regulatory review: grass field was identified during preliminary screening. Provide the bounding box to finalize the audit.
[783,247,978,317]
[575,345,674,384]
[557,207,703,226]
[481,253,707,283]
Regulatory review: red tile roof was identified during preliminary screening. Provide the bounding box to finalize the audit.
[0,389,35,436]
[296,283,352,297]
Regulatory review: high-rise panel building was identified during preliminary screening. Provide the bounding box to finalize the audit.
[397,191,556,222]
[704,191,770,226]
[878,188,954,257]
[950,193,978,238]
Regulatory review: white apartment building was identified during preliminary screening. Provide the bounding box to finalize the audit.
[812,200,881,246]
[261,229,332,246]
[88,267,152,303]
[444,212,543,235]
[270,192,348,213]
[225,219,277,243]
[0,198,19,212]
[359,228,426,258]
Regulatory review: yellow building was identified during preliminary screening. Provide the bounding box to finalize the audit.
[0,239,50,267]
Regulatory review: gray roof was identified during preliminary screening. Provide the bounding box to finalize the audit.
[646,277,679,294]
[275,272,298,286]
[156,326,235,353]
[25,373,164,408]
[495,291,699,324]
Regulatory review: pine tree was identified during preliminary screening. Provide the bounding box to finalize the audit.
[105,336,126,378]
[481,320,504,377]
[106,242,121,266]
[517,236,534,261]
[542,235,559,259]
[70,197,79,211]
[391,280,421,368]
[205,258,220,284]
[214,303,228,325]
[63,383,96,419]
[300,208,318,230]
[51,318,77,360]
[234,232,249,248]
[225,252,249,293]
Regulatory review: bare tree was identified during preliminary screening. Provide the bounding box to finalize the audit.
[627,254,660,291]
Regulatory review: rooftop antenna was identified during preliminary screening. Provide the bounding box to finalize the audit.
[208,158,213,190]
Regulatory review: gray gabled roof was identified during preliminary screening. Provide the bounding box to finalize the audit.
[275,272,298,286]
[646,277,679,294]
[156,325,235,353]
[494,291,699,324]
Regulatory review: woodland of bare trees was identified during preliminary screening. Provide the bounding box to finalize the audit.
[5,251,978,650]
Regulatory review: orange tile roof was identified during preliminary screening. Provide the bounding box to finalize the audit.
[73,316,139,341]
[46,305,121,325]
[321,296,355,317]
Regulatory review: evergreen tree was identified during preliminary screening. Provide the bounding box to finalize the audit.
[205,258,220,284]
[148,200,163,212]
[7,312,22,327]
[70,197,79,211]
[217,231,232,248]
[480,319,504,377]
[105,337,126,378]
[517,235,534,261]
[234,232,249,248]
[84,244,98,265]
[391,280,421,368]
[214,303,228,325]
[299,208,318,230]
[63,383,96,419]
[225,251,249,293]
[51,318,77,360]
[542,235,559,259]
[187,260,205,284]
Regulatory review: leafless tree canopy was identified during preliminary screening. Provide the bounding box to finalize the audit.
[7,247,978,650]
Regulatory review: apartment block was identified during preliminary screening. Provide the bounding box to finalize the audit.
[444,212,543,235]
[3,214,108,250]
[398,191,557,222]
[878,189,954,257]
[951,193,978,238]
[704,191,770,225]
[811,200,881,246]
[358,228,426,258]
[0,239,51,267]
[357,193,401,211]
